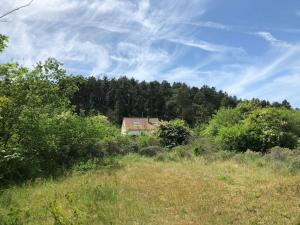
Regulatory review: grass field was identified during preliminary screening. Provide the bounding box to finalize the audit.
[0,155,300,225]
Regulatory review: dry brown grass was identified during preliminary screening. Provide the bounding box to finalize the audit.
[1,156,300,225]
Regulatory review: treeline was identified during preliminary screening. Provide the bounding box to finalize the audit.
[70,76,291,125]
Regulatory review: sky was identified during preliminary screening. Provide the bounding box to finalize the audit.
[0,0,300,107]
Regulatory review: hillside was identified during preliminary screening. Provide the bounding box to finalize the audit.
[1,155,299,225]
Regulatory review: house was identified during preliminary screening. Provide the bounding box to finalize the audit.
[121,117,160,136]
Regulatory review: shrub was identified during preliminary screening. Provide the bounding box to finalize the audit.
[206,107,300,152]
[264,146,300,174]
[158,119,191,148]
[172,146,194,159]
[74,159,99,172]
[243,108,298,151]
[139,146,163,157]
[232,150,264,166]
[266,146,292,161]
[102,140,125,156]
[203,108,242,137]
[288,157,300,174]
[216,124,248,152]
[136,134,160,148]
[188,137,221,156]
[155,152,169,162]
[0,59,123,185]
[74,157,122,172]
[124,142,140,154]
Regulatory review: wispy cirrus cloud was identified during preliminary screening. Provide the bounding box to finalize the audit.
[255,32,291,48]
[183,21,231,30]
[167,38,245,53]
[0,0,219,75]
[225,46,300,93]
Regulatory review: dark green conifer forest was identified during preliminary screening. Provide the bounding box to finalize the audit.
[70,75,291,125]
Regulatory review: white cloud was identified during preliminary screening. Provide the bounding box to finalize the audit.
[0,0,213,76]
[168,38,245,53]
[225,46,299,94]
[0,0,240,82]
[255,32,291,48]
[160,67,204,85]
[185,21,230,30]
[239,72,300,107]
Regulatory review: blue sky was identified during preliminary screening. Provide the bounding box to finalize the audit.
[1,0,300,107]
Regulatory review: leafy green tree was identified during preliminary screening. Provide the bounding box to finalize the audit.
[158,119,191,148]
[205,105,300,152]
[0,35,8,53]
[203,107,243,136]
[243,108,298,151]
[0,40,121,183]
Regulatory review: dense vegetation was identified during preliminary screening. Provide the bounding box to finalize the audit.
[0,35,125,184]
[204,101,300,152]
[0,57,124,184]
[1,31,300,224]
[70,75,292,125]
[0,35,299,185]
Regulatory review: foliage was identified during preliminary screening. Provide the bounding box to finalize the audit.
[0,35,8,53]
[71,75,292,126]
[172,145,195,159]
[203,107,243,136]
[135,133,160,148]
[0,56,122,184]
[139,146,163,157]
[0,37,127,184]
[189,137,221,155]
[205,104,300,152]
[242,108,298,151]
[71,77,240,125]
[158,119,191,148]
[216,124,249,151]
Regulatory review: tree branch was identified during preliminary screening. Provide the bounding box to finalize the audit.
[0,0,34,20]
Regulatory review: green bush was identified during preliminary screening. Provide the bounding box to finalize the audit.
[139,146,163,157]
[288,157,300,174]
[172,146,194,159]
[155,152,169,162]
[243,108,298,151]
[203,108,242,137]
[135,134,160,148]
[158,119,191,148]
[216,124,248,152]
[205,106,300,152]
[101,140,125,156]
[0,59,122,185]
[124,142,139,154]
[266,146,292,161]
[230,147,300,174]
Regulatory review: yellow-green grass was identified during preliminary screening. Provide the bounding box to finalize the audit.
[1,155,300,225]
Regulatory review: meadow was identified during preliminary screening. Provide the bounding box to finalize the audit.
[1,154,299,225]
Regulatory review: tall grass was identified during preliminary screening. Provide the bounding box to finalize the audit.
[0,154,299,225]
